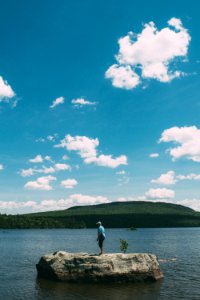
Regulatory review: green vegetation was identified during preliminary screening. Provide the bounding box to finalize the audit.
[0,201,200,228]
[0,214,86,229]
[120,239,129,253]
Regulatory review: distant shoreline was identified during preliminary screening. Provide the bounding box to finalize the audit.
[1,200,200,229]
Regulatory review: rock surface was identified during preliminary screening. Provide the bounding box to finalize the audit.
[36,251,163,283]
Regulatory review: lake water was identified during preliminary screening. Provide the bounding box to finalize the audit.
[0,228,199,300]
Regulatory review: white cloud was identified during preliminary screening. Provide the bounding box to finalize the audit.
[1,196,200,214]
[41,166,56,174]
[0,194,109,213]
[177,173,200,180]
[19,161,71,177]
[159,126,200,162]
[71,98,97,106]
[55,135,127,168]
[20,168,36,177]
[19,167,55,177]
[176,199,200,211]
[151,171,177,185]
[87,154,127,168]
[106,18,191,89]
[29,155,43,163]
[0,76,15,102]
[29,155,54,164]
[50,96,64,109]
[59,135,98,160]
[24,175,56,191]
[149,153,159,158]
[60,179,78,189]
[150,171,200,185]
[54,163,71,171]
[0,164,4,171]
[105,64,140,89]
[0,201,22,210]
[68,194,109,206]
[145,188,175,199]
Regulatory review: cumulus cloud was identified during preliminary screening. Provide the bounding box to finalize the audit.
[20,168,36,177]
[0,76,15,102]
[37,194,108,212]
[149,153,159,158]
[0,194,109,213]
[54,163,71,171]
[60,179,78,189]
[19,163,71,177]
[87,154,127,168]
[24,175,56,191]
[1,196,200,214]
[50,96,64,109]
[29,155,43,163]
[40,166,56,174]
[19,167,55,177]
[145,188,175,199]
[29,155,54,164]
[0,164,4,171]
[151,170,200,185]
[105,18,191,89]
[176,199,200,211]
[55,135,127,168]
[176,173,200,181]
[159,126,200,162]
[71,98,97,107]
[151,171,177,185]
[105,64,140,89]
[69,194,109,206]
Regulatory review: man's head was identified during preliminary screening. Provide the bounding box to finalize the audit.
[96,221,102,227]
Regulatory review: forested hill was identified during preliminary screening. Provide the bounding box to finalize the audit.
[24,201,200,228]
[29,201,196,217]
[0,201,200,229]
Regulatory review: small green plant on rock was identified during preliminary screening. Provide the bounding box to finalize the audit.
[120,239,128,253]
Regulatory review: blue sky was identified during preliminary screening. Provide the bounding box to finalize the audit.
[1,0,200,213]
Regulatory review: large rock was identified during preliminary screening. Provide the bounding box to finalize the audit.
[36,251,163,283]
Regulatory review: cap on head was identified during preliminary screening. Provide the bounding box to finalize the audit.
[96,221,102,225]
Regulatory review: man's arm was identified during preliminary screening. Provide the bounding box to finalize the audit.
[97,228,101,240]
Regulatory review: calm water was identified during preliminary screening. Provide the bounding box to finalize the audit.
[0,228,199,300]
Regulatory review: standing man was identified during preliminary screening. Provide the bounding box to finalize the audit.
[96,221,106,255]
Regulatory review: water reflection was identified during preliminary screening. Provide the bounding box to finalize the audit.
[36,277,163,300]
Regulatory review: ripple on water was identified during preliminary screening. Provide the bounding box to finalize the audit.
[0,228,200,300]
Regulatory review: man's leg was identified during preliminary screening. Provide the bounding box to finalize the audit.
[99,238,104,255]
[99,239,103,255]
